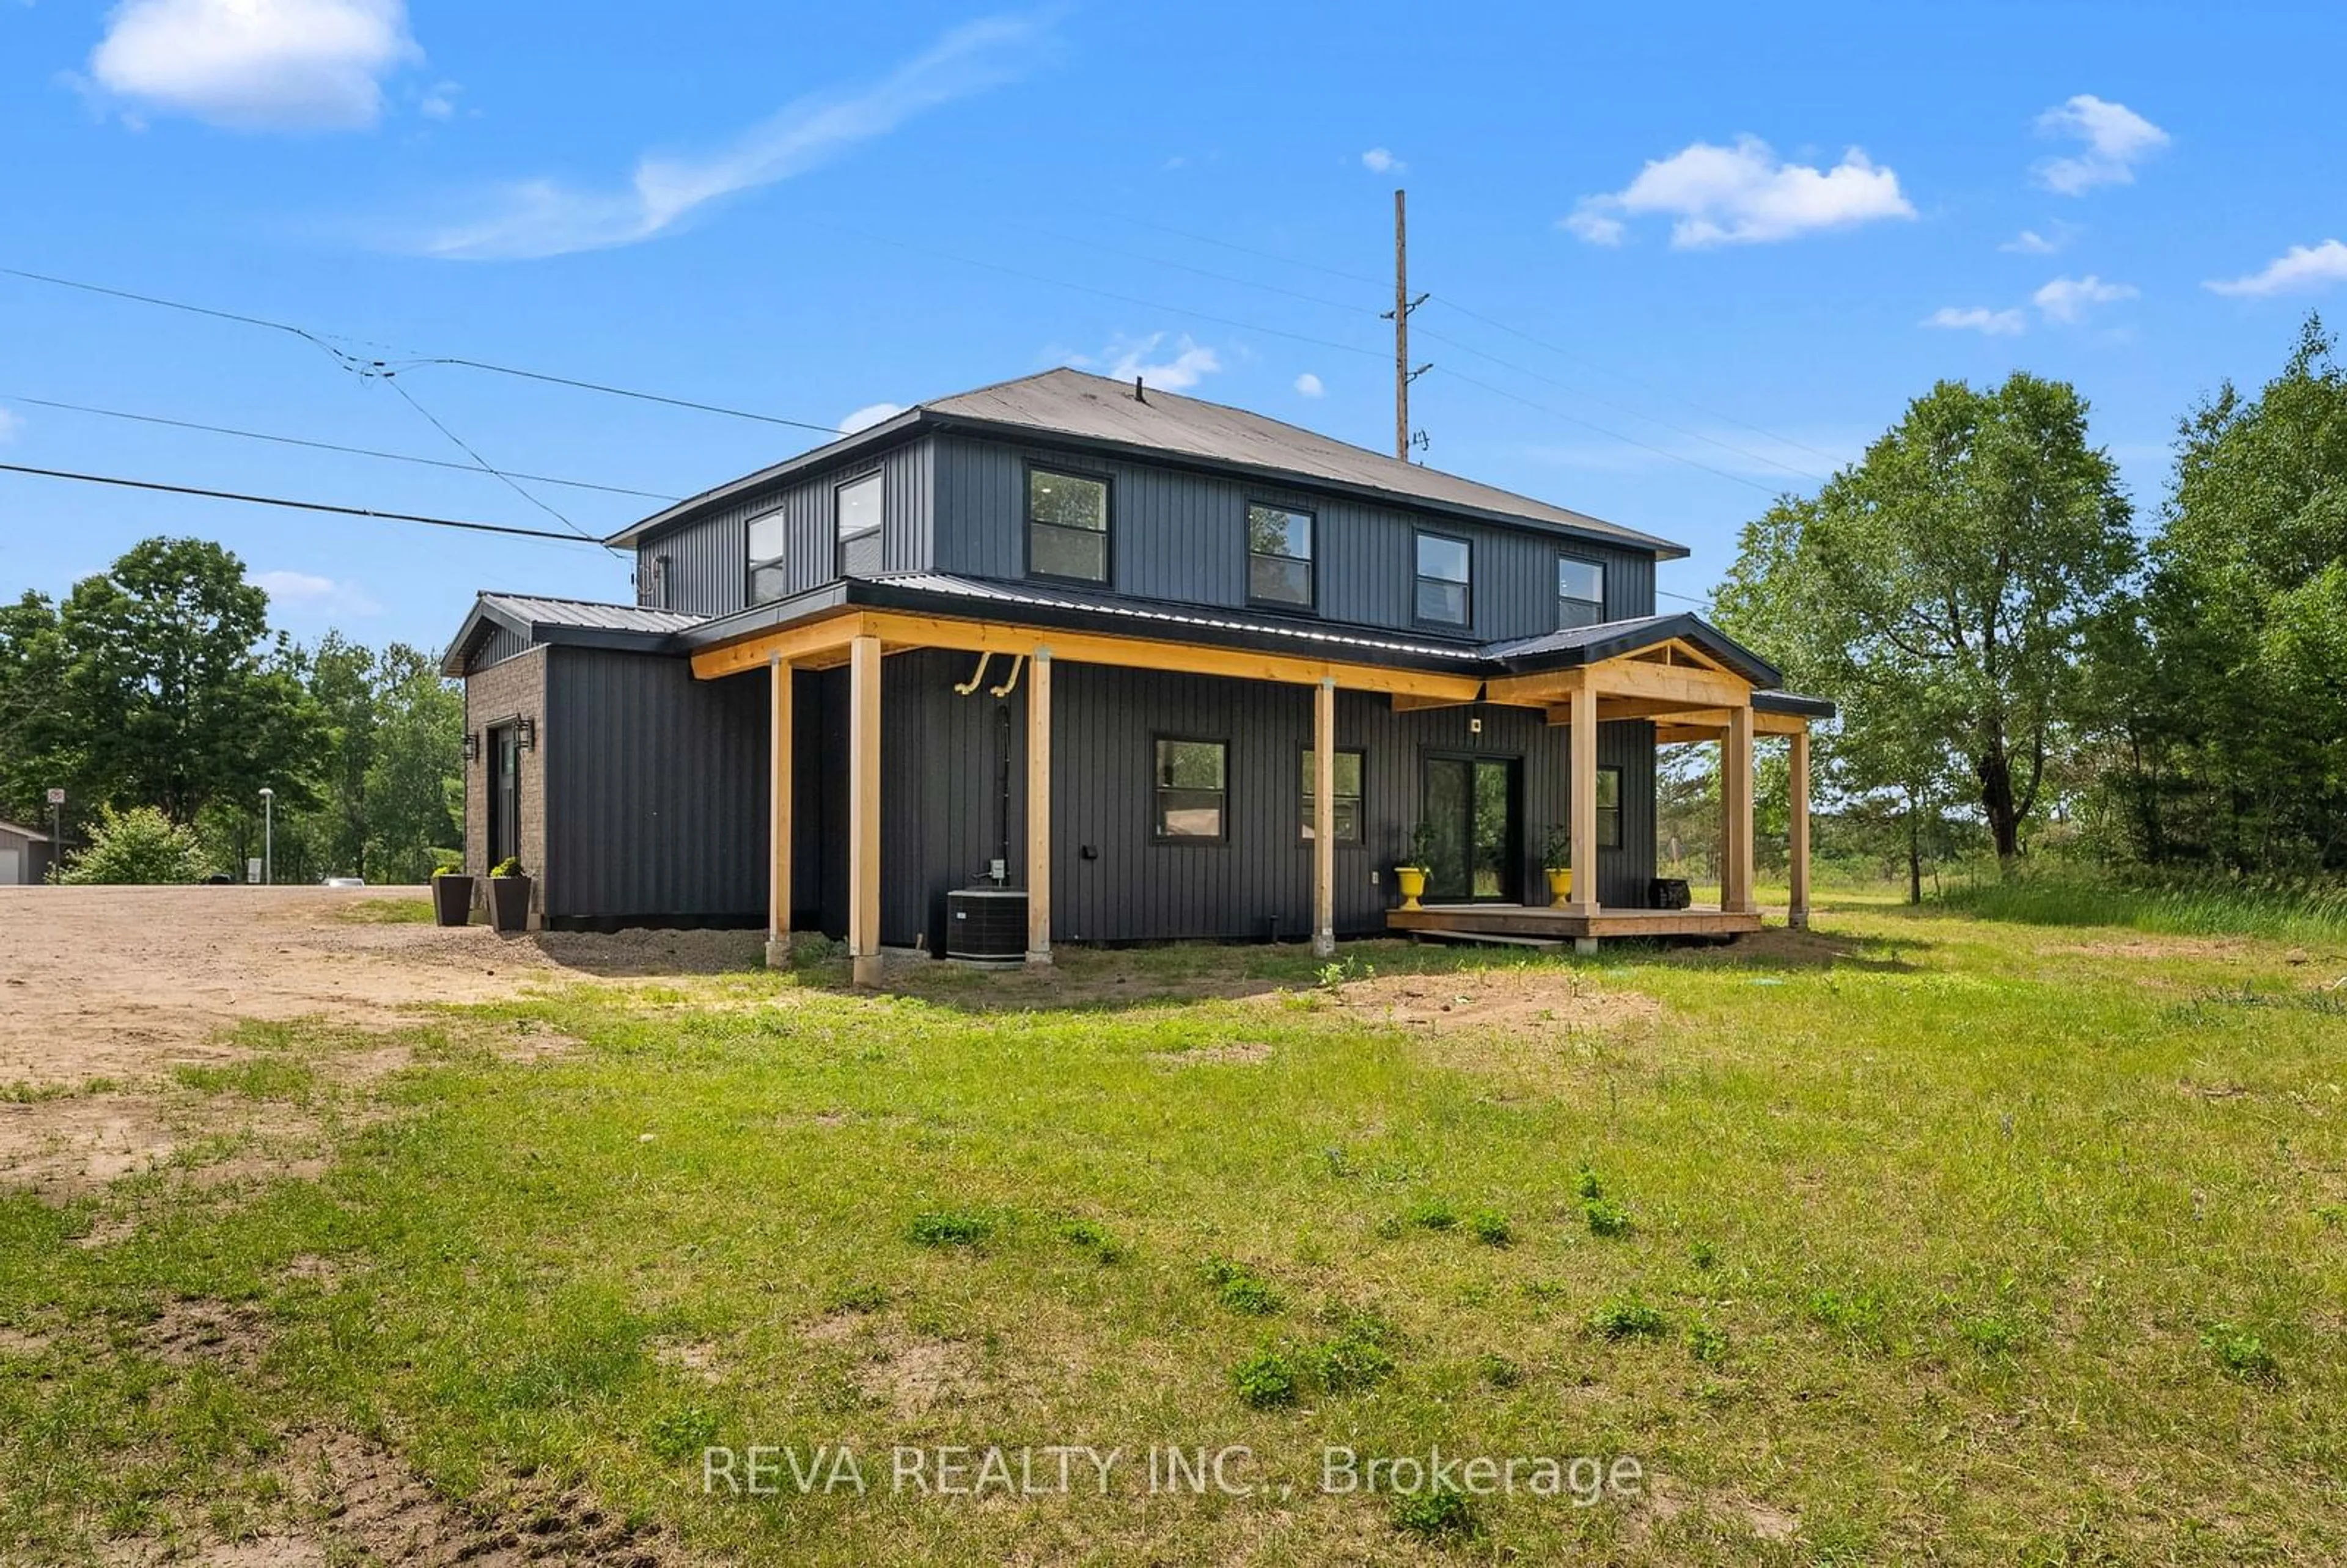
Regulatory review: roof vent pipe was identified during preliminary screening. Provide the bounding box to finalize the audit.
[1133,375,1145,403]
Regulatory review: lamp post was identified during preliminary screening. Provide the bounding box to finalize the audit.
[259,787,274,885]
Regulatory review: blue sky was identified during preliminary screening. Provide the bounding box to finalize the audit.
[4,0,2343,651]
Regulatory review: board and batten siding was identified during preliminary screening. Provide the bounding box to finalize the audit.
[778,653,1658,947]
[542,647,769,925]
[637,436,936,618]
[928,434,1656,639]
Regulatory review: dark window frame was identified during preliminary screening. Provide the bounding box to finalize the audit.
[1298,745,1365,846]
[1595,764,1623,850]
[1412,528,1474,631]
[834,468,885,576]
[1024,461,1115,588]
[746,502,793,606]
[1151,733,1231,846]
[1557,552,1607,629]
[1246,500,1317,613]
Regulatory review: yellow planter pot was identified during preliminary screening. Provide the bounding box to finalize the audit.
[1395,866,1428,911]
[1545,867,1573,908]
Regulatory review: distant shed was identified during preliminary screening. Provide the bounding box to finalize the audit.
[0,821,53,885]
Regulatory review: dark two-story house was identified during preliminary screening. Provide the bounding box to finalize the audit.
[441,368,1829,980]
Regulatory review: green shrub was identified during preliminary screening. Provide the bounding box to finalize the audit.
[907,1211,991,1248]
[1574,1165,1605,1200]
[2202,1325,2280,1383]
[1062,1220,1126,1263]
[59,805,211,885]
[1310,1333,1396,1393]
[1477,1351,1522,1388]
[1583,1198,1632,1238]
[1467,1210,1511,1247]
[1406,1198,1458,1232]
[1392,1486,1476,1541]
[1807,1288,1887,1345]
[1592,1297,1667,1340]
[1231,1350,1299,1408]
[1202,1257,1282,1315]
[647,1405,720,1462]
[1688,1239,1719,1269]
[490,856,526,878]
[1686,1319,1730,1364]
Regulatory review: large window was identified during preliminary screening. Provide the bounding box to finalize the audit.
[1558,555,1606,629]
[1029,468,1110,584]
[836,471,883,574]
[1153,738,1228,842]
[747,508,791,604]
[1299,748,1364,843]
[1415,531,1472,627]
[1247,503,1315,609]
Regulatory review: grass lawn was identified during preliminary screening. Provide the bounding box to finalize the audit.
[3,901,2344,1563]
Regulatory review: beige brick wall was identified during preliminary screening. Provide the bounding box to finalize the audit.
[463,647,549,925]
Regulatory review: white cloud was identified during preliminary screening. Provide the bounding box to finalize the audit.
[1999,223,2077,255]
[2033,273,2138,324]
[0,409,18,442]
[417,79,458,120]
[2034,95,2168,196]
[1097,332,1221,393]
[2205,239,2347,298]
[254,570,380,616]
[1361,147,1405,175]
[87,0,421,131]
[1562,135,1914,248]
[407,13,1050,260]
[837,401,906,434]
[1293,372,1324,398]
[1923,306,2027,336]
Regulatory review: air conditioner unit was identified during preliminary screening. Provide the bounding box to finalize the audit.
[945,887,1029,964]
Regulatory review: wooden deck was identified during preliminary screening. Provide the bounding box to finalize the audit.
[1387,903,1763,945]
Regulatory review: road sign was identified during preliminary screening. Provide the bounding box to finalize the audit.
[46,788,64,805]
[247,858,263,885]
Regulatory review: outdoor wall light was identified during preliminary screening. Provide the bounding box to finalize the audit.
[463,733,479,764]
[517,717,537,750]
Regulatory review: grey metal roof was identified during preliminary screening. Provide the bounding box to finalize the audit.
[0,819,51,843]
[477,593,705,635]
[1483,611,1783,689]
[607,368,1687,557]
[440,592,707,675]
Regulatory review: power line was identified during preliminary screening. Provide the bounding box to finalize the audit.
[1423,294,1851,471]
[1427,365,1791,497]
[0,265,846,436]
[0,461,602,544]
[0,393,678,500]
[375,372,611,552]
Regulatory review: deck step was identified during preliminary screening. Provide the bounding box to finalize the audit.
[1409,929,1566,950]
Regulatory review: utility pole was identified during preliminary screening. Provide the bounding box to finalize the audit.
[1382,189,1431,460]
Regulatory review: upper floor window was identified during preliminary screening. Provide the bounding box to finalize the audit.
[1414,531,1472,628]
[836,471,883,575]
[1558,556,1606,629]
[1247,503,1315,609]
[1029,468,1110,584]
[747,509,790,604]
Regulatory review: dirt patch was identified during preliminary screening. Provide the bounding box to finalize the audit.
[1298,968,1662,1036]
[0,1324,52,1357]
[854,1338,980,1417]
[1630,1473,1800,1545]
[139,1297,273,1370]
[651,1337,724,1382]
[1148,1041,1274,1066]
[0,887,691,1199]
[2048,936,2253,961]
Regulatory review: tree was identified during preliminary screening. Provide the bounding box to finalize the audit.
[58,804,213,884]
[0,590,68,827]
[2118,316,2347,873]
[54,538,321,826]
[1717,373,2136,865]
[304,632,379,877]
[362,645,463,882]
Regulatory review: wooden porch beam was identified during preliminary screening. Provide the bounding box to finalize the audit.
[1389,692,1481,711]
[848,634,883,987]
[765,653,792,966]
[1567,673,1600,924]
[1026,651,1052,964]
[1313,678,1335,959]
[694,610,1484,702]
[1724,703,1756,915]
[1789,726,1812,930]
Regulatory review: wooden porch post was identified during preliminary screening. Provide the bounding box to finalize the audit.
[1313,677,1336,958]
[848,634,883,987]
[765,652,792,967]
[1568,679,1601,937]
[1788,725,1812,929]
[1026,650,1052,965]
[1724,702,1756,915]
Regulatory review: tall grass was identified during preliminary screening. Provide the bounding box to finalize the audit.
[1937,865,2347,943]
